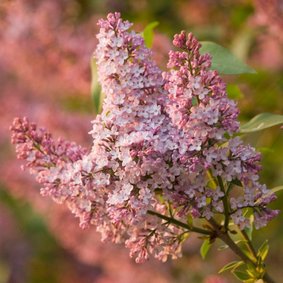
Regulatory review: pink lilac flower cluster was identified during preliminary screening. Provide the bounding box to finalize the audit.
[11,12,278,263]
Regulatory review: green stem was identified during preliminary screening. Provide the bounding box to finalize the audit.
[217,176,230,231]
[147,210,213,236]
[240,229,257,260]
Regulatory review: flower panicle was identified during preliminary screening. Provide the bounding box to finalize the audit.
[10,13,279,264]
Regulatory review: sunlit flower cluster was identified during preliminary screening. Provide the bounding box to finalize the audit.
[11,12,278,263]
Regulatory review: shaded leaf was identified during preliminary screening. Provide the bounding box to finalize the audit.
[91,84,102,114]
[244,215,254,241]
[232,270,251,281]
[240,113,283,133]
[90,59,103,113]
[141,21,159,48]
[200,41,256,74]
[200,239,211,259]
[231,179,243,187]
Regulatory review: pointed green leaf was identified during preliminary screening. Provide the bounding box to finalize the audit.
[232,270,251,281]
[244,215,254,241]
[200,239,211,259]
[200,41,256,75]
[141,21,159,48]
[219,261,244,274]
[240,113,283,133]
[244,227,253,241]
[257,241,269,261]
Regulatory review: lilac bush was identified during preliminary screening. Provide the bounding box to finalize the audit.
[11,12,280,282]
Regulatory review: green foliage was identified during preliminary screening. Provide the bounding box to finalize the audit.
[141,21,159,48]
[91,59,103,114]
[199,41,256,75]
[92,84,102,114]
[240,113,283,133]
[231,179,243,187]
[270,186,283,194]
[232,270,251,281]
[231,262,263,282]
[227,84,244,100]
[200,238,211,259]
[244,215,254,241]
[218,261,244,274]
[257,241,269,261]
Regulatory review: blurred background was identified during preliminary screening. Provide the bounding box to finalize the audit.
[0,0,282,282]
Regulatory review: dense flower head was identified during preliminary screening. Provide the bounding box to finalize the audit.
[10,13,278,263]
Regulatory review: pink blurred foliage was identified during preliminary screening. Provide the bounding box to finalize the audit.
[0,204,30,283]
[0,1,173,282]
[152,33,172,69]
[0,0,97,97]
[249,0,283,70]
[204,275,227,283]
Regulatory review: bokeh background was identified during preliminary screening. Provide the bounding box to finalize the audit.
[0,0,282,282]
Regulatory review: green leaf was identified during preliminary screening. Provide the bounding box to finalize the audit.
[227,84,244,100]
[219,261,244,274]
[258,147,274,154]
[240,113,283,133]
[231,179,243,187]
[92,84,102,114]
[199,41,256,75]
[187,214,193,227]
[244,227,253,241]
[232,270,251,281]
[257,241,269,261]
[141,21,159,48]
[200,239,211,259]
[90,59,103,113]
[245,279,258,283]
[271,186,283,194]
[237,240,253,258]
[244,215,254,241]
[192,96,199,106]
